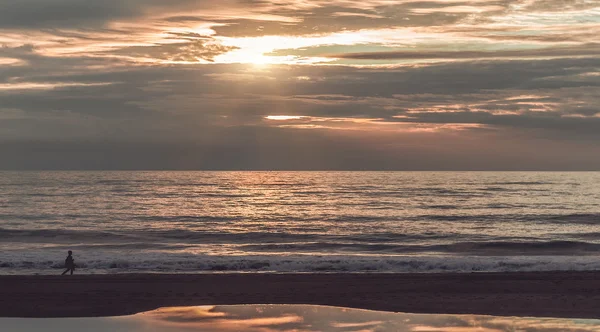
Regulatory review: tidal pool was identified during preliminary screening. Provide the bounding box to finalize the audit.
[3,305,600,331]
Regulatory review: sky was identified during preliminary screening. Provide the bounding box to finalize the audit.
[0,0,599,170]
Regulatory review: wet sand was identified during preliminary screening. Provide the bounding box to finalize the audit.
[1,272,600,318]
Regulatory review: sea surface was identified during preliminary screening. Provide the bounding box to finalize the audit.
[0,171,599,274]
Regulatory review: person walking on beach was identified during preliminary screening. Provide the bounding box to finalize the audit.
[61,250,75,275]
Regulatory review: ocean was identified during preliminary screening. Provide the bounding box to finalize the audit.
[1,171,599,274]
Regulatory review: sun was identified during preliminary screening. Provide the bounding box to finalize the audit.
[215,35,315,66]
[246,54,274,66]
[214,49,293,66]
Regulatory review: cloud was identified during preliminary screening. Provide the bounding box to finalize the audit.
[0,0,599,169]
[113,39,238,63]
[326,43,600,60]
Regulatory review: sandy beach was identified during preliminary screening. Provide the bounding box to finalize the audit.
[1,272,600,319]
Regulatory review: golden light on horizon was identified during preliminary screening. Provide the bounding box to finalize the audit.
[214,32,373,65]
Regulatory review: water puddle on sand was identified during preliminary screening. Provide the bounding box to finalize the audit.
[2,305,600,331]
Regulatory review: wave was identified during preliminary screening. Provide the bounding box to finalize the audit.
[2,255,600,274]
[439,240,600,254]
[489,181,554,185]
[3,226,600,255]
[0,228,138,241]
[5,211,600,227]
[417,213,600,224]
[240,240,600,255]
[0,228,457,249]
[545,213,600,224]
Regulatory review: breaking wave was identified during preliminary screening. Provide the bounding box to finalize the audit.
[1,255,600,274]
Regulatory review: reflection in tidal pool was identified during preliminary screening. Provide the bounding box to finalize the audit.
[3,305,600,331]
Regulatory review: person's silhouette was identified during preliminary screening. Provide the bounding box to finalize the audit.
[61,250,75,275]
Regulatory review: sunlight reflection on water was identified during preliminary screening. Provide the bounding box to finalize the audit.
[2,305,600,332]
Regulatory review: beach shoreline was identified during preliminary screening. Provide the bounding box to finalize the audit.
[1,271,600,319]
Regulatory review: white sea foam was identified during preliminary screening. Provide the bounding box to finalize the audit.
[2,251,600,274]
